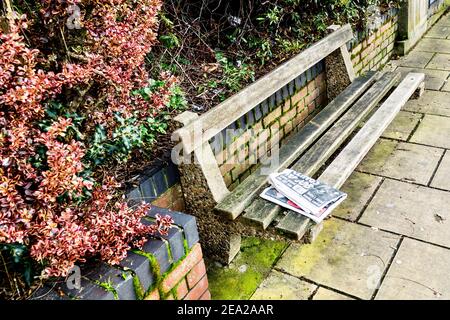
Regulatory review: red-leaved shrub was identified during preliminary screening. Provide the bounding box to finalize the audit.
[0,0,176,278]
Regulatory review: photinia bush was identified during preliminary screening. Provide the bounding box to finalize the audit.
[0,0,180,278]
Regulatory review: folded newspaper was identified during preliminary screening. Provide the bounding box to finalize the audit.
[260,169,347,223]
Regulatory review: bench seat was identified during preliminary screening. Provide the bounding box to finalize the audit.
[240,71,401,238]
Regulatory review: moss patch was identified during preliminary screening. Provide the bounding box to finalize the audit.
[207,237,288,300]
[357,138,397,173]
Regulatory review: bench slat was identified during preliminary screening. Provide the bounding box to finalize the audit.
[216,72,379,220]
[174,25,354,155]
[275,212,311,239]
[319,72,425,188]
[241,198,283,229]
[274,71,401,239]
[291,71,401,175]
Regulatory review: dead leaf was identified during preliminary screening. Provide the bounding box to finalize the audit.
[434,213,445,224]
[202,63,220,73]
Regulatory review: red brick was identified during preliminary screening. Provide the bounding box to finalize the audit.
[152,193,171,209]
[361,44,374,58]
[352,54,360,66]
[184,275,209,300]
[292,86,307,106]
[307,80,316,93]
[187,260,207,288]
[172,198,185,212]
[380,21,392,34]
[351,43,362,55]
[220,163,234,176]
[282,99,291,113]
[222,172,232,187]
[215,148,227,165]
[280,107,296,126]
[161,243,203,292]
[176,279,189,299]
[200,290,212,300]
[236,144,248,163]
[315,72,325,86]
[307,101,316,114]
[316,93,327,108]
[145,288,160,300]
[248,136,259,155]
[263,108,281,127]
[305,88,319,105]
[252,121,263,133]
[283,120,293,136]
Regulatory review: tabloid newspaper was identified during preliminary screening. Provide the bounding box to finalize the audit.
[260,169,347,223]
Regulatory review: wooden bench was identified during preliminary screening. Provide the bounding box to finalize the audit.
[172,24,425,264]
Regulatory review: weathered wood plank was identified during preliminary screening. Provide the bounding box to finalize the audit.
[275,213,310,240]
[275,71,401,239]
[319,72,425,188]
[215,72,379,220]
[291,71,401,176]
[173,111,230,203]
[241,198,283,229]
[174,25,354,155]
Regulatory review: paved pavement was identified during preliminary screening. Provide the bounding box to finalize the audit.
[251,12,450,300]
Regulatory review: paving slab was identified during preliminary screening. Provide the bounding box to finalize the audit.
[413,38,450,54]
[360,179,450,248]
[357,139,443,185]
[276,219,400,300]
[435,14,450,27]
[426,53,450,71]
[396,66,449,90]
[381,111,422,141]
[441,79,450,91]
[402,91,450,116]
[410,114,450,148]
[250,270,316,300]
[398,51,434,68]
[332,172,382,221]
[424,25,450,39]
[431,150,450,191]
[207,237,288,300]
[376,238,450,300]
[313,287,354,300]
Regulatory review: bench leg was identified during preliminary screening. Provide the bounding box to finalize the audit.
[171,111,241,264]
[412,81,425,99]
[304,221,325,244]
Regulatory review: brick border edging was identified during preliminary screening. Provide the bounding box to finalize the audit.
[29,207,210,300]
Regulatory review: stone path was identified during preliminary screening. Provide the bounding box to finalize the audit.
[249,12,450,300]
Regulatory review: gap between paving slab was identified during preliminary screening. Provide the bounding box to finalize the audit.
[375,238,450,300]
[276,218,400,300]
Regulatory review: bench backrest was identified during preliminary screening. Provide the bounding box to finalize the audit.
[173,24,354,155]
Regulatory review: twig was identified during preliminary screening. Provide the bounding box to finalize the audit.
[387,276,442,297]
[60,27,71,62]
[68,52,121,92]
[0,251,15,298]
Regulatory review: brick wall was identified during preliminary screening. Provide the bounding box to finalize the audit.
[126,161,186,212]
[152,184,185,212]
[349,9,399,76]
[209,62,328,190]
[147,242,210,300]
[29,207,209,301]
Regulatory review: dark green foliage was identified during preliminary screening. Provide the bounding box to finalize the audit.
[1,244,34,286]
